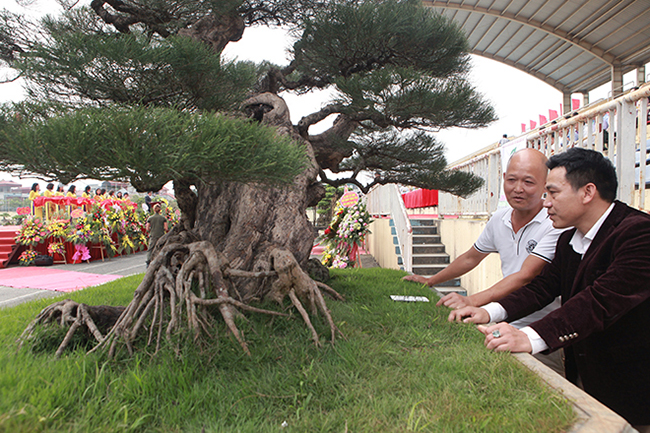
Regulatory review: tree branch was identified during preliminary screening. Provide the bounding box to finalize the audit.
[304,114,358,172]
[296,103,343,135]
[90,0,149,34]
[318,169,373,194]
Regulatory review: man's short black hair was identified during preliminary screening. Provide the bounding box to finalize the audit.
[546,147,617,202]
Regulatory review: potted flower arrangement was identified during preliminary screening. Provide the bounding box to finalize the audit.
[67,215,93,263]
[47,241,66,264]
[83,207,116,258]
[18,249,38,266]
[318,198,372,269]
[15,217,48,266]
[46,219,70,239]
[106,206,147,255]
[15,218,48,248]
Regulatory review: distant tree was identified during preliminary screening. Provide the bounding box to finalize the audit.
[3,0,495,356]
[315,185,344,226]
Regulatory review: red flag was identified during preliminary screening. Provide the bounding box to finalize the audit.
[530,120,537,130]
[572,98,581,110]
[539,115,548,125]
[549,109,559,120]
[521,123,526,132]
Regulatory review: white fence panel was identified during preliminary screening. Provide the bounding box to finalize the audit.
[366,184,412,272]
[438,148,501,217]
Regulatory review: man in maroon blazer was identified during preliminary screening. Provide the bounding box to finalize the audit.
[450,148,650,427]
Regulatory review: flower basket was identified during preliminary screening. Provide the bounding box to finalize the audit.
[18,249,38,266]
[317,197,372,269]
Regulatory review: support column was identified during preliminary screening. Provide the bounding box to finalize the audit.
[563,92,571,115]
[637,65,646,86]
[582,92,589,107]
[611,64,623,97]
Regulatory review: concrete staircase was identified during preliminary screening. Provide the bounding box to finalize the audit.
[410,219,467,297]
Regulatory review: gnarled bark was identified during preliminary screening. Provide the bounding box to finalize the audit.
[21,92,343,358]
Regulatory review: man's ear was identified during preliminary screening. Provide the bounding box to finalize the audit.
[582,183,598,204]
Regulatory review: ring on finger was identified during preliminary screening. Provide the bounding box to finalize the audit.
[492,330,501,338]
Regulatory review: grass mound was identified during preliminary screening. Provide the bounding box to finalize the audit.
[0,269,574,432]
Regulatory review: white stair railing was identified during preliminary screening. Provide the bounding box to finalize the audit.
[366,184,412,272]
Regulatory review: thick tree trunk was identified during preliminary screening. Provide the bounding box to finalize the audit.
[21,94,341,357]
[189,93,322,299]
[193,93,321,299]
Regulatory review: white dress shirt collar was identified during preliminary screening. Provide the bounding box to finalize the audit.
[569,202,615,256]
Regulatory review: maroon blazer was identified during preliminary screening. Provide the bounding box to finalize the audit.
[499,201,650,425]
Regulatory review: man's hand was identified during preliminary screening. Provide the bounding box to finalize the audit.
[402,274,429,285]
[477,323,532,353]
[436,292,477,309]
[448,306,490,324]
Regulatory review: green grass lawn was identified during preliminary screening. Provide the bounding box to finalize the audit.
[0,268,575,432]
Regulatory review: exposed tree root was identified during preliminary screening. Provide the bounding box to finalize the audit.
[18,300,125,358]
[268,248,344,346]
[20,236,345,358]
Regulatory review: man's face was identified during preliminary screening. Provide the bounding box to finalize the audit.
[543,167,583,229]
[503,154,546,213]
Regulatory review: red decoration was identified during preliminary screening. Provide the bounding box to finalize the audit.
[16,207,30,215]
[32,196,137,210]
[402,189,438,209]
[572,98,581,110]
[339,191,359,208]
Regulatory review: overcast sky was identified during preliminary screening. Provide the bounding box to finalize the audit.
[0,1,643,184]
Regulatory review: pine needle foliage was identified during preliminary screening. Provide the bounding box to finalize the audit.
[0,104,307,190]
[19,8,258,110]
[0,0,499,197]
[342,128,483,197]
[292,0,469,82]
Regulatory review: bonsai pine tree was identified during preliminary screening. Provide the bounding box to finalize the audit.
[2,0,495,356]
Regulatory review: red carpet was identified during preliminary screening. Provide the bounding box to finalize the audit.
[0,267,122,292]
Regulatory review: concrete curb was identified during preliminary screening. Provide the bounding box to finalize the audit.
[512,353,637,433]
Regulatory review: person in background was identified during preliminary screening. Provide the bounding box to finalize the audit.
[29,183,43,219]
[144,191,153,213]
[123,192,130,201]
[94,188,102,201]
[43,183,55,218]
[55,184,65,213]
[116,191,123,200]
[82,186,92,212]
[67,185,78,212]
[145,203,168,267]
[108,190,115,198]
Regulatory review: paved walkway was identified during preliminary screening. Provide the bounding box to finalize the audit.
[1,251,378,310]
[0,252,147,309]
